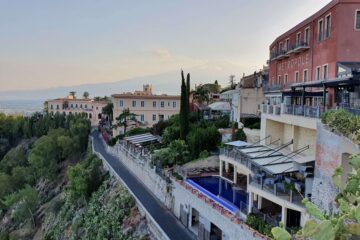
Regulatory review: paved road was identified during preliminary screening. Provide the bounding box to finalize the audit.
[91,131,194,240]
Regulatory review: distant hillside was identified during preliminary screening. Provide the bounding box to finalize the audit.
[0,61,251,101]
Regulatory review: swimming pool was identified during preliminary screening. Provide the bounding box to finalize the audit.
[187,176,248,213]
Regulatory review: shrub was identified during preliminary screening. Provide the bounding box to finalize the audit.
[107,137,117,146]
[199,150,209,159]
[248,121,261,129]
[126,127,151,137]
[187,126,221,159]
[214,115,230,128]
[241,118,260,128]
[172,172,183,181]
[321,109,360,142]
[233,128,247,141]
[246,214,272,237]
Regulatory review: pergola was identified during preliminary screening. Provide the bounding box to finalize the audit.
[123,133,160,148]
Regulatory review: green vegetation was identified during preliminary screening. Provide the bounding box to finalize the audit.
[66,154,105,204]
[180,70,191,140]
[321,109,360,144]
[1,112,147,239]
[272,154,360,240]
[192,85,210,105]
[241,118,261,129]
[233,128,247,141]
[115,108,138,136]
[126,127,151,137]
[245,214,272,237]
[0,113,92,238]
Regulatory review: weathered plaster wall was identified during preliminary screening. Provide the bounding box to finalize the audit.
[311,123,360,214]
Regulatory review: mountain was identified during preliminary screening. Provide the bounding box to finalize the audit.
[0,61,251,101]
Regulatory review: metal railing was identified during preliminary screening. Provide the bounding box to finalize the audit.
[249,175,304,206]
[263,83,282,92]
[283,104,323,119]
[252,207,280,227]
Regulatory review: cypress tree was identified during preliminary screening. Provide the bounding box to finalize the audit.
[180,70,186,140]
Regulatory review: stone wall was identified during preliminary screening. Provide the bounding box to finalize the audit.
[105,143,173,209]
[311,123,360,214]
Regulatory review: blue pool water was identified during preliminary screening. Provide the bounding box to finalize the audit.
[189,176,248,212]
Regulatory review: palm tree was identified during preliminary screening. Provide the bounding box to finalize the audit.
[192,86,210,105]
[115,108,137,135]
[69,91,76,99]
[102,102,114,124]
[83,91,89,99]
[229,75,236,89]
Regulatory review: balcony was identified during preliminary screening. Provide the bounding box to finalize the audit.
[288,42,310,54]
[249,175,305,207]
[263,83,282,93]
[283,105,323,118]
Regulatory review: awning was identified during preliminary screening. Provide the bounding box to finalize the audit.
[225,140,249,148]
[294,155,315,164]
[124,133,160,146]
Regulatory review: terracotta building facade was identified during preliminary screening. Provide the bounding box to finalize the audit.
[267,0,360,110]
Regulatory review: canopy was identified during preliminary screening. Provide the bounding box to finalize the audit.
[225,140,249,148]
[124,133,160,146]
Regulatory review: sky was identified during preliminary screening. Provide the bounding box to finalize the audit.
[0,0,331,92]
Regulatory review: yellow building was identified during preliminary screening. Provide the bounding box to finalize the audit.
[111,84,180,135]
[47,96,107,127]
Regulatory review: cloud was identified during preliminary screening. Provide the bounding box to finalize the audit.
[151,49,172,59]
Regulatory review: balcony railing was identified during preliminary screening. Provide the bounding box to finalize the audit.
[283,105,323,118]
[263,83,282,92]
[252,207,280,227]
[270,41,310,61]
[249,175,304,207]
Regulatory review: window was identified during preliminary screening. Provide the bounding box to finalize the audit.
[304,27,310,45]
[132,100,136,107]
[284,74,288,85]
[153,101,157,108]
[89,113,92,119]
[159,114,164,121]
[71,104,73,108]
[285,39,290,51]
[50,105,53,109]
[323,64,328,80]
[152,114,156,121]
[160,101,164,108]
[140,114,145,122]
[356,10,360,30]
[295,72,299,82]
[316,66,321,80]
[75,104,78,108]
[277,75,282,85]
[98,113,101,119]
[119,100,124,107]
[303,69,308,82]
[172,101,177,108]
[141,101,145,107]
[318,19,324,41]
[325,14,331,38]
[85,104,87,109]
[296,32,301,47]
[279,42,283,52]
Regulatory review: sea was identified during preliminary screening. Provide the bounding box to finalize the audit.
[0,100,44,116]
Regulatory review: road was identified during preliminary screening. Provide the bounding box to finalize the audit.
[91,131,194,240]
